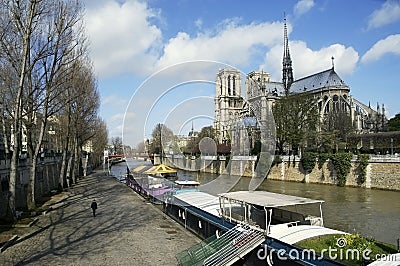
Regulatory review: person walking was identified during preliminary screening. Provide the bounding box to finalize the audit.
[91,199,98,217]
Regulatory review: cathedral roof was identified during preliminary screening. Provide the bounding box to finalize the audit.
[265,82,285,96]
[289,68,348,94]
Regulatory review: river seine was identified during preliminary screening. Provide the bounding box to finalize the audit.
[111,158,400,246]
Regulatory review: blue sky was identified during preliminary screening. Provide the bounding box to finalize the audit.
[83,0,400,147]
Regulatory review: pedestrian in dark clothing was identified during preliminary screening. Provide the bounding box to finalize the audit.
[91,199,97,217]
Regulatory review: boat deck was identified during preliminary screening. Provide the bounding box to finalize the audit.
[174,191,220,217]
[269,224,347,245]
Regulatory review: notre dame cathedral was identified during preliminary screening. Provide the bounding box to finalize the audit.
[214,18,387,154]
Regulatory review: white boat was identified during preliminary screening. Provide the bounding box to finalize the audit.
[173,190,346,245]
[174,180,200,194]
[217,190,346,244]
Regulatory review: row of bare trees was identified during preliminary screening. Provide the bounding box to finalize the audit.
[0,0,108,220]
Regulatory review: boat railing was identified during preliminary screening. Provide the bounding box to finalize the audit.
[203,224,265,266]
[286,221,300,227]
[305,215,323,226]
[176,225,244,266]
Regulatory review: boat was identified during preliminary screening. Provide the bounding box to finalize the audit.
[120,158,398,265]
[127,163,197,203]
[124,165,358,265]
[107,154,126,165]
[174,180,200,193]
[166,190,348,265]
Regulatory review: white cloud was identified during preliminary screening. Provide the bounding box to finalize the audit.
[110,113,125,123]
[261,41,359,81]
[195,18,203,29]
[84,0,162,78]
[367,0,400,29]
[156,20,283,70]
[361,34,400,63]
[101,95,128,107]
[294,0,315,17]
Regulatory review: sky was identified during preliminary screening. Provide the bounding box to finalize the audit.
[82,0,400,147]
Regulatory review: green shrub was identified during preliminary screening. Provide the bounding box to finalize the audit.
[298,233,397,266]
[358,154,369,184]
[330,153,353,186]
[272,155,282,166]
[317,153,330,169]
[300,152,317,173]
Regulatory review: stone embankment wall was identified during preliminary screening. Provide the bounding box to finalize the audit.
[163,155,226,173]
[160,155,400,191]
[266,156,400,191]
[162,155,257,177]
[0,158,61,215]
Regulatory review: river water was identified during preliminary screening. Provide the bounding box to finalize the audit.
[111,158,400,246]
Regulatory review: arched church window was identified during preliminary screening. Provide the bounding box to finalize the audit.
[324,95,328,102]
[332,95,339,112]
[325,100,330,113]
[227,75,231,95]
[342,101,346,111]
[334,102,339,112]
[233,76,236,95]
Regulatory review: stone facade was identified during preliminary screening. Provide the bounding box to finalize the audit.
[214,69,244,144]
[369,160,400,190]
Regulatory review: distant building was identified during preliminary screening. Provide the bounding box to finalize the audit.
[214,18,386,152]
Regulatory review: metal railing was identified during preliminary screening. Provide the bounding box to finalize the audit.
[203,224,265,266]
[176,223,265,266]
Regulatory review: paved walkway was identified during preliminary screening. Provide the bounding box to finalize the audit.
[0,170,200,265]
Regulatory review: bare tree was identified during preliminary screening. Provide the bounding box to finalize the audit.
[149,124,174,155]
[88,118,108,168]
[25,0,86,209]
[111,137,123,155]
[69,63,99,185]
[0,0,89,215]
[0,0,42,220]
[58,59,98,188]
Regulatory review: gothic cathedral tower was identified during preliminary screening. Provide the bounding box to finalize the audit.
[214,69,244,144]
[282,16,293,95]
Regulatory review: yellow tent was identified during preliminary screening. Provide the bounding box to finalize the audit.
[144,164,177,175]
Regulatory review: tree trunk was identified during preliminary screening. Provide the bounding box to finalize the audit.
[27,153,38,210]
[59,148,69,190]
[72,136,82,184]
[66,152,74,187]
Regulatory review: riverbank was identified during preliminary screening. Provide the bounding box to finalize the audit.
[0,170,200,265]
[158,155,400,191]
[120,158,400,247]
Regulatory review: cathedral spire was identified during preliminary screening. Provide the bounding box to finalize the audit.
[282,13,293,96]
